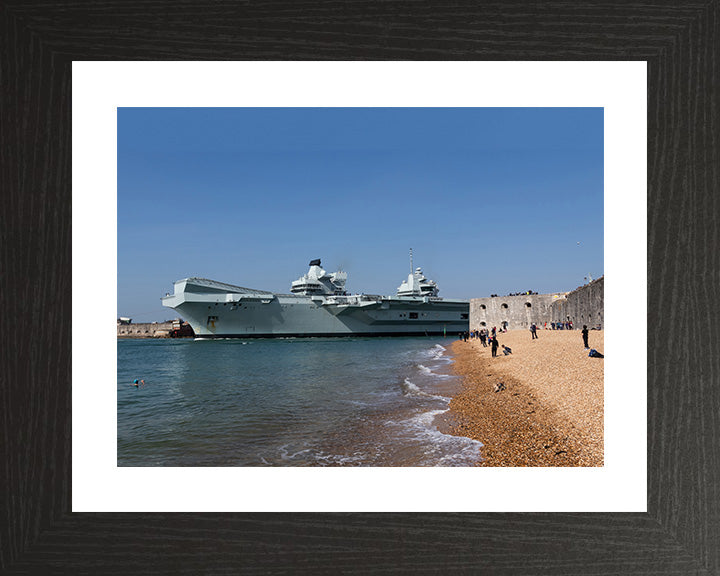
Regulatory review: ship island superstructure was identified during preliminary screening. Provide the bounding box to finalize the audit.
[161,257,469,338]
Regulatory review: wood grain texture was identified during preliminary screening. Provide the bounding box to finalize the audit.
[1,1,718,574]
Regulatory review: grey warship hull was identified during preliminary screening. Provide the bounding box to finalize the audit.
[162,277,469,338]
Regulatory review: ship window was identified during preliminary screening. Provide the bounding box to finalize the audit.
[409,312,418,319]
[461,313,469,319]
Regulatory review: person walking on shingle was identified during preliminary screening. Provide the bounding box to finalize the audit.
[582,325,590,349]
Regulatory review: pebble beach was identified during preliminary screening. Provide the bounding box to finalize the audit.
[446,329,604,466]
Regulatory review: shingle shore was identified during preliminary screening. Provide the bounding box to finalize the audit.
[446,329,604,466]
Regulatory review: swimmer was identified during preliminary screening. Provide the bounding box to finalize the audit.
[133,379,139,388]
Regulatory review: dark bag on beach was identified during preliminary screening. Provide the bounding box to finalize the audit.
[588,349,604,358]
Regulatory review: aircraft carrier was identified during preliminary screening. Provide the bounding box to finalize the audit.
[161,255,469,338]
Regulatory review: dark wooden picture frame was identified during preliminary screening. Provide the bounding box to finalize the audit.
[2,2,718,574]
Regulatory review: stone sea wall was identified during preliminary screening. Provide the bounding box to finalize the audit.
[117,321,174,338]
[117,319,195,338]
[470,293,568,331]
[550,276,604,329]
[470,276,604,331]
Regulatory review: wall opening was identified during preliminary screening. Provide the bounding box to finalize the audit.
[501,303,508,309]
[525,302,532,308]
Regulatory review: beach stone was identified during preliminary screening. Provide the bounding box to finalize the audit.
[447,329,604,467]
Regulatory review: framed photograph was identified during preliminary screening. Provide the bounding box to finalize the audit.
[2,2,717,573]
[77,63,639,515]
[111,104,607,472]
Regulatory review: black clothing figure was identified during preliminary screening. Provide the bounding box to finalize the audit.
[491,338,499,358]
[530,324,538,339]
[480,332,487,347]
[582,325,589,349]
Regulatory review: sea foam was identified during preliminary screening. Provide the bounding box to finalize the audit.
[417,363,453,378]
[401,378,449,401]
[389,408,483,467]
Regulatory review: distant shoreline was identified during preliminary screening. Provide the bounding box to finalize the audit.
[117,335,194,339]
[446,329,604,467]
[117,319,194,339]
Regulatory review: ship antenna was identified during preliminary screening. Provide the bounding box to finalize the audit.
[410,248,413,275]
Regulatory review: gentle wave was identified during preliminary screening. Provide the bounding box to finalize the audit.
[277,444,366,466]
[391,409,483,467]
[401,378,450,401]
[417,363,453,378]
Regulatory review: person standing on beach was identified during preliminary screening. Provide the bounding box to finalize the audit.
[582,325,589,349]
[491,337,499,358]
[530,323,538,339]
[480,329,487,347]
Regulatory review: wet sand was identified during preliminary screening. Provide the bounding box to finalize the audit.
[446,329,604,466]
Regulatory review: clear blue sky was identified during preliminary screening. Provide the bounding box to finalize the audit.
[118,108,603,322]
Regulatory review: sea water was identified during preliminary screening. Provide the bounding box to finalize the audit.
[117,337,482,466]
